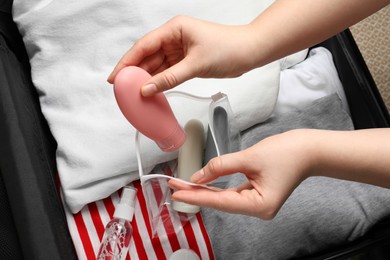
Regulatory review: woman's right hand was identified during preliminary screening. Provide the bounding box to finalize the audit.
[107,16,258,96]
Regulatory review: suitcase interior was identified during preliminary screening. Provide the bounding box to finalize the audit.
[1,2,390,259]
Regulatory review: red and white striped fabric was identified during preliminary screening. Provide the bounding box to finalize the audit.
[61,172,214,259]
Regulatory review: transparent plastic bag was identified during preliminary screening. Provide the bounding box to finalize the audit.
[135,91,240,237]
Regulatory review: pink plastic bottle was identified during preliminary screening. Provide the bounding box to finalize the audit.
[114,66,186,152]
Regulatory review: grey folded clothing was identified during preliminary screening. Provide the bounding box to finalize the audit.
[202,94,390,259]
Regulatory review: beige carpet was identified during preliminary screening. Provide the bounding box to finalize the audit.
[350,5,390,112]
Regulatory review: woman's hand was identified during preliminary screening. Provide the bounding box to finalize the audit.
[107,16,258,96]
[169,127,390,219]
[169,129,314,219]
[107,0,388,97]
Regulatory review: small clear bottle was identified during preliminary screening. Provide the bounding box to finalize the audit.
[97,186,137,260]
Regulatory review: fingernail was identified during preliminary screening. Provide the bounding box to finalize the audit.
[107,72,114,83]
[142,83,157,96]
[191,169,205,183]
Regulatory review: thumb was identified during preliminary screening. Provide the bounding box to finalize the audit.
[191,152,246,184]
[141,58,197,96]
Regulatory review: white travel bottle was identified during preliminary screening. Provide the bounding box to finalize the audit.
[97,186,137,260]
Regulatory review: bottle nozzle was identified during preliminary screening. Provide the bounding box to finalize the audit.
[114,186,137,221]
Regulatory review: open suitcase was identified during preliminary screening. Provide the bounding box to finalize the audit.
[1,1,390,259]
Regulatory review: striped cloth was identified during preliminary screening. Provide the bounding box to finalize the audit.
[61,166,214,260]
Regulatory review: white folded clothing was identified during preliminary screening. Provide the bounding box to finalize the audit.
[275,47,350,116]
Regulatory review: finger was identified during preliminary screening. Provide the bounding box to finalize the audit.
[172,188,266,218]
[107,29,165,83]
[168,179,196,190]
[168,179,223,192]
[141,57,198,96]
[149,59,171,76]
[235,181,254,192]
[191,152,248,184]
[137,49,166,74]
